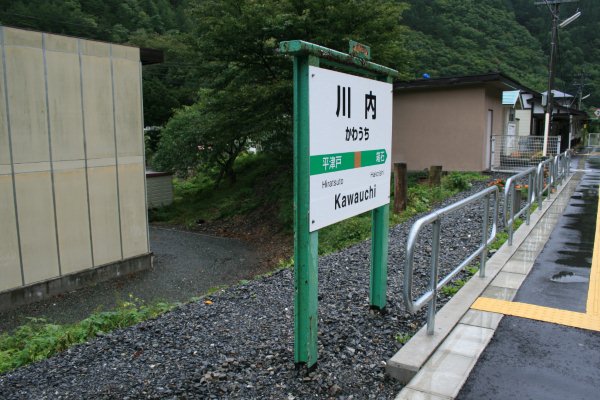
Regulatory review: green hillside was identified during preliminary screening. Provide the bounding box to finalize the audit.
[1,0,598,176]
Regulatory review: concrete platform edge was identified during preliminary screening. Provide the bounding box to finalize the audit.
[386,174,576,384]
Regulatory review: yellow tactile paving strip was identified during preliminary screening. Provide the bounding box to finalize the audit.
[472,176,600,331]
[471,298,600,331]
[586,187,600,317]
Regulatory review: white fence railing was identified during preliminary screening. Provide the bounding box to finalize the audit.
[491,135,561,172]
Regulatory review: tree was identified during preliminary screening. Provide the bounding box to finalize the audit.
[154,92,250,185]
[128,31,202,126]
[153,0,415,179]
[401,0,547,88]
[0,0,193,127]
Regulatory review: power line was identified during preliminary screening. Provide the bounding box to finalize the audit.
[0,11,100,30]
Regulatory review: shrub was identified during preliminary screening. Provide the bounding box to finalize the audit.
[444,172,472,191]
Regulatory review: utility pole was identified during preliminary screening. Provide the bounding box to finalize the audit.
[572,71,589,110]
[535,0,579,156]
[569,72,589,149]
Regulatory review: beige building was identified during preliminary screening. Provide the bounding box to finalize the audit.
[392,73,538,171]
[0,26,156,308]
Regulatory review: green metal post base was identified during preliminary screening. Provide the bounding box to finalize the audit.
[370,204,390,309]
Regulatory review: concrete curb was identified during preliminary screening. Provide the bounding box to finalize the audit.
[0,253,153,312]
[386,173,577,384]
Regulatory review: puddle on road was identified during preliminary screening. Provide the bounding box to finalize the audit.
[550,271,589,284]
[555,156,600,270]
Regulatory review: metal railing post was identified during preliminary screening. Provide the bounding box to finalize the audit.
[526,172,533,225]
[536,162,544,211]
[548,158,556,198]
[504,166,536,246]
[427,219,441,335]
[507,183,515,245]
[480,195,489,277]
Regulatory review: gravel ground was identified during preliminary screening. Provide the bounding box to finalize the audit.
[0,175,513,399]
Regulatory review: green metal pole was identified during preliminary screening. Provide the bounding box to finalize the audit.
[369,75,393,310]
[293,54,319,367]
[370,204,389,309]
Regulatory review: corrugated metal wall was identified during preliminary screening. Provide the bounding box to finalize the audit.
[146,173,174,208]
[0,27,149,293]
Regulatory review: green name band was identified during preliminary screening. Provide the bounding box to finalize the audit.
[310,149,387,175]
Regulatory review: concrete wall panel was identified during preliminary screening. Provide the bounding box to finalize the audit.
[111,44,139,61]
[1,27,148,295]
[80,40,110,58]
[3,27,42,48]
[15,172,59,284]
[4,46,48,164]
[0,175,22,291]
[113,58,143,157]
[119,163,148,257]
[88,166,121,266]
[54,169,93,274]
[45,33,77,53]
[0,47,10,166]
[46,51,85,161]
[82,56,115,160]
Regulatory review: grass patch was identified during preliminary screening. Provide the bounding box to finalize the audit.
[149,153,292,229]
[441,213,527,298]
[395,332,413,345]
[0,297,175,374]
[440,265,479,296]
[490,217,524,252]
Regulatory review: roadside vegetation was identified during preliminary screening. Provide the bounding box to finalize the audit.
[150,153,488,257]
[0,297,174,374]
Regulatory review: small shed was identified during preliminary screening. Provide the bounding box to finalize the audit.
[146,170,173,208]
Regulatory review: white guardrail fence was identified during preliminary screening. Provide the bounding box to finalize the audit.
[403,150,572,333]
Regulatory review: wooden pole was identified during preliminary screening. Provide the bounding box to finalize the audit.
[393,163,407,213]
[429,165,442,186]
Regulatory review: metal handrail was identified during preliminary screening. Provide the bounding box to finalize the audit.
[504,166,537,245]
[555,150,571,183]
[402,151,574,335]
[402,185,499,334]
[536,158,555,211]
[553,153,564,185]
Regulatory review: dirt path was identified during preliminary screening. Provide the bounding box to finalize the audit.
[0,226,267,333]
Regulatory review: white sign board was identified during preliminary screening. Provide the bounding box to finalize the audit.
[308,66,392,232]
[594,108,600,118]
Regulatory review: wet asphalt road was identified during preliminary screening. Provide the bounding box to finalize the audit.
[458,152,600,399]
[0,227,263,333]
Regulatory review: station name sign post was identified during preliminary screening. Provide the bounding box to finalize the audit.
[279,40,398,368]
